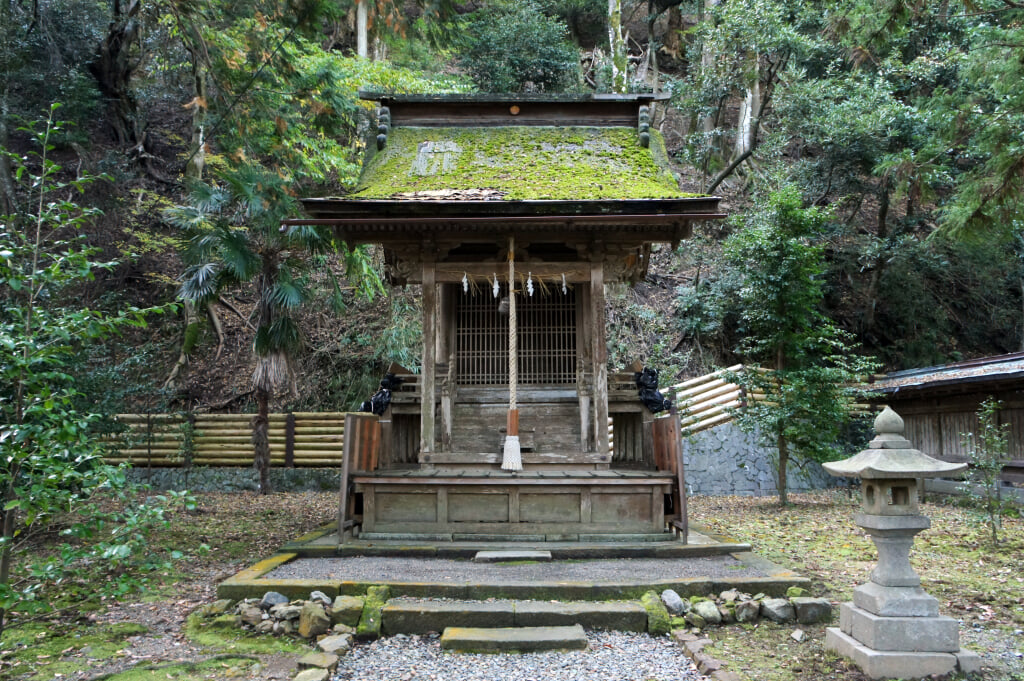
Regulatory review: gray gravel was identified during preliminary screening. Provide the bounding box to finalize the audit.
[333,631,708,681]
[266,555,764,583]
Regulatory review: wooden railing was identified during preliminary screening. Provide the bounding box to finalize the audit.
[668,364,752,435]
[105,412,351,467]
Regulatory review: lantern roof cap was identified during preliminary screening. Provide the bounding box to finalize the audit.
[823,406,968,479]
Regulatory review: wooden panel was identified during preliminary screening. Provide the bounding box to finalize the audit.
[611,413,647,465]
[520,493,581,522]
[448,493,510,522]
[903,414,940,459]
[384,100,641,128]
[591,492,651,523]
[939,411,976,462]
[1004,408,1024,459]
[376,492,437,522]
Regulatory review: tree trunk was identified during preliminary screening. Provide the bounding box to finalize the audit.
[733,62,760,161]
[777,434,789,506]
[356,0,368,58]
[608,0,628,93]
[0,2,18,214]
[252,388,272,495]
[863,180,891,332]
[89,0,141,147]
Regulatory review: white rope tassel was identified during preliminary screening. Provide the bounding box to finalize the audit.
[462,272,469,293]
[492,273,499,298]
[502,237,522,471]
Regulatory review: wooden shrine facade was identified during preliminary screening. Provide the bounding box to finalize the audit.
[290,93,724,540]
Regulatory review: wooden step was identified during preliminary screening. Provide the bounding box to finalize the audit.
[440,625,588,653]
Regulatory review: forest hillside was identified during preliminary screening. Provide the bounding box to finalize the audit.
[3,0,1024,416]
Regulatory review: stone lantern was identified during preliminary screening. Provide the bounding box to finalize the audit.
[822,406,980,679]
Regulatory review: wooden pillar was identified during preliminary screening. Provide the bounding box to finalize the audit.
[591,258,610,456]
[420,261,436,460]
[438,285,454,451]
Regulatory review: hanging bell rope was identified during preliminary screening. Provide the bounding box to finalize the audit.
[502,235,522,471]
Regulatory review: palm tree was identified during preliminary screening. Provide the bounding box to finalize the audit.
[167,162,347,494]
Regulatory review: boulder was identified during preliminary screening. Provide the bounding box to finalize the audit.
[661,589,686,616]
[760,598,796,623]
[792,597,833,624]
[640,590,671,636]
[255,620,275,634]
[718,604,735,624]
[259,591,289,610]
[692,600,722,625]
[298,602,331,639]
[734,600,760,623]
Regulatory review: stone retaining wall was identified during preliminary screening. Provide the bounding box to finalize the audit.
[128,466,341,493]
[682,422,842,496]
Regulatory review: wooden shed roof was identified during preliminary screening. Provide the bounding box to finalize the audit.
[869,352,1024,398]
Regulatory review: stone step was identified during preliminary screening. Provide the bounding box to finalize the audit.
[382,598,648,634]
[440,625,588,653]
[474,550,552,563]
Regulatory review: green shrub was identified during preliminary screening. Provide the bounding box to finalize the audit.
[458,2,581,93]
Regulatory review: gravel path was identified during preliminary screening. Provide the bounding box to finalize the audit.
[266,555,764,583]
[333,632,708,681]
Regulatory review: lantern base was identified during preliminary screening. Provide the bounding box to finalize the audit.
[825,628,979,680]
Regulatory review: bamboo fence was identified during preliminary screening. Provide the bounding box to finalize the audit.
[104,412,351,467]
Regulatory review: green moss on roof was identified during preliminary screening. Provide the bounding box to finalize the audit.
[352,126,692,200]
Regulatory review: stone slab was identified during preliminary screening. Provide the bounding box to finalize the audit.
[474,550,552,563]
[513,600,647,631]
[840,603,959,652]
[440,625,588,653]
[382,600,515,634]
[825,627,957,679]
[956,649,983,675]
[853,582,939,617]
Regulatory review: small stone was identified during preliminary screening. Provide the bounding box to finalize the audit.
[735,600,760,623]
[309,591,332,607]
[255,620,275,634]
[792,597,833,624]
[719,589,739,603]
[317,634,352,655]
[293,669,329,681]
[238,604,263,627]
[718,604,735,624]
[692,600,722,625]
[761,598,796,623]
[259,591,289,610]
[684,612,706,629]
[278,619,294,635]
[297,652,339,671]
[791,629,805,642]
[200,599,234,617]
[270,603,303,620]
[298,602,331,639]
[332,623,355,635]
[752,593,766,601]
[661,589,686,615]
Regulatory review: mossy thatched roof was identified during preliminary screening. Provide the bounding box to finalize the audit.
[350,126,693,201]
